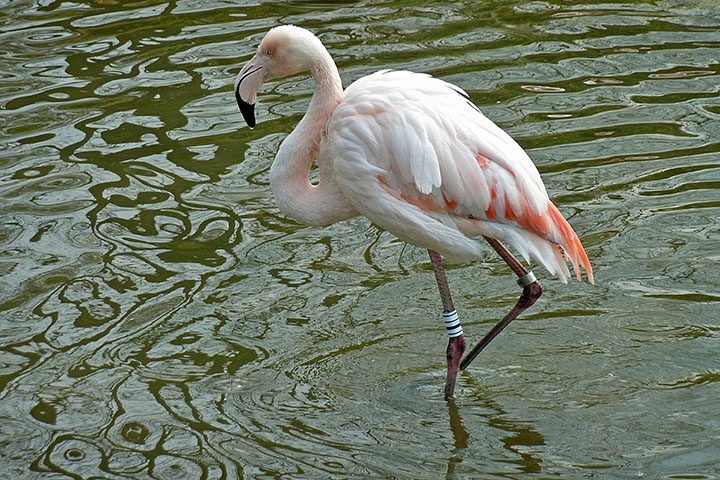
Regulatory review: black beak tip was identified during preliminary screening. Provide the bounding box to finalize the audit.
[238,100,256,129]
[235,89,256,129]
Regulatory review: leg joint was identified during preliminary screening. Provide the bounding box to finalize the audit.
[520,280,542,308]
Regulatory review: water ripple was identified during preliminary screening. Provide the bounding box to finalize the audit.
[1,1,720,479]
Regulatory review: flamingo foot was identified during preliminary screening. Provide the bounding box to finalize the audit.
[445,334,466,400]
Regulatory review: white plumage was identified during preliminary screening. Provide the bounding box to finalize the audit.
[327,70,591,282]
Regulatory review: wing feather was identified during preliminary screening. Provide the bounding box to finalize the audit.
[326,70,593,282]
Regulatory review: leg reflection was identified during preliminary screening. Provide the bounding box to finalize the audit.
[444,384,545,476]
[445,398,469,478]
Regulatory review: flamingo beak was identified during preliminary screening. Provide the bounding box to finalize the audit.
[235,58,266,129]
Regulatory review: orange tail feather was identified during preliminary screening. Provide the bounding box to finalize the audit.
[547,203,594,284]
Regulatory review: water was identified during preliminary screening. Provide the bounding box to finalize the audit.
[1,0,719,478]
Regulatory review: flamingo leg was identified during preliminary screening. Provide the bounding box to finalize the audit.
[428,249,466,400]
[459,237,543,371]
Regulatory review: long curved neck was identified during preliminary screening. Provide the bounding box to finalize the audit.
[269,47,357,226]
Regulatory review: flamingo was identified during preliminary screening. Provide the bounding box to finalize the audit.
[234,26,594,399]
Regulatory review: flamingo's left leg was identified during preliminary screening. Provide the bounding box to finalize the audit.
[459,237,542,371]
[428,249,466,400]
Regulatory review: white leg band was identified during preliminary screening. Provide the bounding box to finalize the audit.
[443,309,463,338]
[517,270,537,288]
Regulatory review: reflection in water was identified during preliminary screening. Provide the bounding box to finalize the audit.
[1,0,720,478]
[446,398,469,478]
[446,391,546,477]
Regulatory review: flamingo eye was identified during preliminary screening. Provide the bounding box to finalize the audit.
[266,48,273,55]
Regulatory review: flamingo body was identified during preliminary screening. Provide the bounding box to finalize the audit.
[235,25,594,398]
[325,69,592,282]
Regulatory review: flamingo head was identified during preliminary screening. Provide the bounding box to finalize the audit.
[235,25,325,128]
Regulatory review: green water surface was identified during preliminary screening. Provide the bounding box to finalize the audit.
[1,1,719,478]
